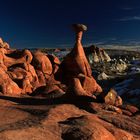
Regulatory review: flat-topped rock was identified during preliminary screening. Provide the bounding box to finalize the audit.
[72,24,87,32]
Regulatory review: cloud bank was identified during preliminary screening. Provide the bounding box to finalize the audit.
[118,16,140,21]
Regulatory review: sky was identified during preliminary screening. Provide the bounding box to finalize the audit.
[0,0,140,48]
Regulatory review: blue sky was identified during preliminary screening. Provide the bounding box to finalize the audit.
[0,0,140,48]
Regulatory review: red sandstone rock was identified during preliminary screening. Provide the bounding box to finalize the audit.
[2,49,33,68]
[70,77,90,96]
[32,50,52,75]
[0,37,103,98]
[32,83,65,98]
[47,54,60,74]
[104,89,123,106]
[122,109,133,116]
[121,104,139,114]
[66,75,101,98]
[0,50,7,71]
[78,73,102,94]
[8,63,41,94]
[56,24,92,83]
[47,54,60,65]
[3,42,10,49]
[0,42,51,95]
[0,98,139,139]
[24,63,40,90]
[0,38,10,49]
[8,67,33,94]
[56,24,102,97]
[0,38,3,46]
[0,41,37,95]
[104,105,122,114]
[0,67,21,95]
[35,70,46,86]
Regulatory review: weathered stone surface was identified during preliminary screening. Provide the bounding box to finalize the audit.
[104,105,122,114]
[0,38,10,49]
[47,54,60,74]
[68,77,90,97]
[0,44,37,95]
[0,67,21,95]
[35,70,46,86]
[0,38,65,96]
[47,54,60,65]
[84,45,111,63]
[78,73,102,94]
[32,50,52,75]
[98,72,110,80]
[105,89,123,106]
[122,109,133,116]
[3,49,33,68]
[0,38,3,46]
[0,81,139,140]
[56,24,92,83]
[56,24,102,98]
[0,102,138,140]
[121,104,139,114]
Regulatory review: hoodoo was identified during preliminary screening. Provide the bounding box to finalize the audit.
[56,24,102,97]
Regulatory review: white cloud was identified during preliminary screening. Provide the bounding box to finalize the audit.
[121,6,140,11]
[118,16,140,21]
[121,7,134,10]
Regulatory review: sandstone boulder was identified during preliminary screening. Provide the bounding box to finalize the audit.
[32,50,52,76]
[47,54,60,74]
[78,73,102,94]
[2,49,33,68]
[0,67,21,96]
[104,89,123,106]
[8,66,38,94]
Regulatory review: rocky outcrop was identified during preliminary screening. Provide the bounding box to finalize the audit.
[0,67,21,95]
[47,54,61,74]
[0,100,139,140]
[97,72,110,80]
[0,38,64,96]
[55,24,102,97]
[0,31,103,98]
[84,45,111,63]
[104,89,122,107]
[110,58,128,73]
[32,50,52,76]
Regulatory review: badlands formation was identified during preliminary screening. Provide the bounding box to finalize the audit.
[0,24,139,140]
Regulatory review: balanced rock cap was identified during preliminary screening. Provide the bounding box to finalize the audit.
[72,24,87,32]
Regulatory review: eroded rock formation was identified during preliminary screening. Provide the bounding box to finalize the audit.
[0,24,103,99]
[84,45,111,63]
[0,27,140,140]
[0,38,64,96]
[56,24,102,97]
